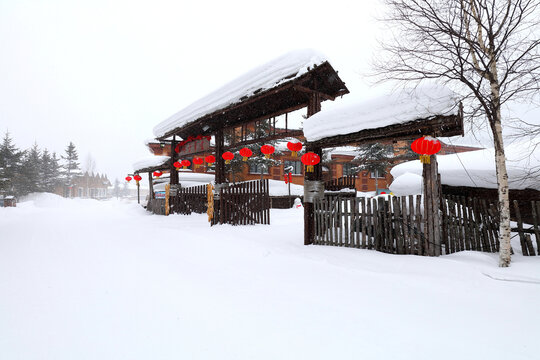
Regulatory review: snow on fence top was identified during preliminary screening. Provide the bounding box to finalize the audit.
[303,85,459,142]
[133,156,170,172]
[391,137,540,191]
[153,49,328,138]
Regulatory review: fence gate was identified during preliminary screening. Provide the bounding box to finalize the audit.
[313,195,426,254]
[171,184,208,215]
[212,179,270,225]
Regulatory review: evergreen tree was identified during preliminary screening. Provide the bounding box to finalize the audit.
[0,131,23,196]
[16,143,41,196]
[354,143,394,193]
[61,142,81,196]
[41,149,62,192]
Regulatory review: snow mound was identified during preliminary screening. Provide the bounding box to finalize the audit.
[133,156,170,172]
[391,136,540,190]
[389,172,423,196]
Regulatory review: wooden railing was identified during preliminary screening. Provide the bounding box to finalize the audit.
[324,175,356,191]
[171,185,208,215]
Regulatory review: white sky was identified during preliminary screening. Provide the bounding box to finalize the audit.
[1,0,538,182]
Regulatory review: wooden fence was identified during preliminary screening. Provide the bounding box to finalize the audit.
[313,195,426,254]
[313,195,538,256]
[171,185,208,215]
[212,179,270,226]
[324,175,356,191]
[513,200,540,256]
[147,198,167,215]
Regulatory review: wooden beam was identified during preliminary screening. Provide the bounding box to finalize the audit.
[293,85,335,101]
[224,129,304,149]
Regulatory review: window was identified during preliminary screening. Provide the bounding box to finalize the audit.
[370,169,386,178]
[342,163,357,176]
[283,160,302,175]
[249,163,269,174]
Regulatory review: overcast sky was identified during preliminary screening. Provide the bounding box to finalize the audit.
[1,0,538,182]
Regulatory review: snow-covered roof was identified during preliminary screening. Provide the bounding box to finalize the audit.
[133,156,170,172]
[303,85,460,142]
[391,137,540,191]
[153,49,328,138]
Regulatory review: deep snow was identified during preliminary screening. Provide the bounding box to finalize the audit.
[1,193,539,360]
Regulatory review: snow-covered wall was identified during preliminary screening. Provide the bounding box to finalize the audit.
[303,85,459,142]
[391,137,540,191]
[153,49,328,138]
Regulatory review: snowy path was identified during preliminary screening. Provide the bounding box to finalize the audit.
[1,194,539,360]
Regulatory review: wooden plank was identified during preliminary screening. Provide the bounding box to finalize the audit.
[360,198,367,249]
[415,195,423,256]
[514,200,529,256]
[525,234,536,256]
[532,201,540,255]
[344,198,350,247]
[366,198,373,249]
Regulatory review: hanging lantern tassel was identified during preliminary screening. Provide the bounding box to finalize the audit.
[420,154,430,164]
[306,165,314,172]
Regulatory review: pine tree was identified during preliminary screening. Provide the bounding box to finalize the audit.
[0,131,23,196]
[41,149,62,192]
[16,143,41,196]
[354,143,394,193]
[61,142,81,197]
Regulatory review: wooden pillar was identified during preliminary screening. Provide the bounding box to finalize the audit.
[423,155,441,256]
[170,136,179,185]
[148,172,154,200]
[215,129,226,184]
[304,91,323,245]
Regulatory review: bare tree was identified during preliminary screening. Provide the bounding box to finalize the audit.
[374,0,540,267]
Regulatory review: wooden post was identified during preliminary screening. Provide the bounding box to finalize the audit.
[215,129,226,185]
[148,172,154,200]
[304,91,323,245]
[422,155,441,256]
[165,184,170,216]
[170,135,179,185]
[137,181,140,204]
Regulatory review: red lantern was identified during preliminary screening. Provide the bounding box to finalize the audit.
[260,144,275,159]
[153,171,157,177]
[155,171,162,177]
[133,174,142,185]
[193,157,203,169]
[239,147,253,161]
[411,136,441,164]
[287,142,302,157]
[301,152,321,172]
[205,155,216,165]
[173,161,181,170]
[181,159,191,169]
[125,176,132,182]
[222,151,234,164]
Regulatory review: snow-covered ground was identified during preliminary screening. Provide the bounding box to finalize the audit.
[1,193,539,360]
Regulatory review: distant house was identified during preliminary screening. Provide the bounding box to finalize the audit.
[55,172,111,199]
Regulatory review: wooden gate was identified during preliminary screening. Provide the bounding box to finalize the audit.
[212,179,270,225]
[171,185,208,215]
[313,195,426,254]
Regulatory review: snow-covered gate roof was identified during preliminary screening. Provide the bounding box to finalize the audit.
[153,49,349,141]
[133,156,171,173]
[303,85,464,148]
